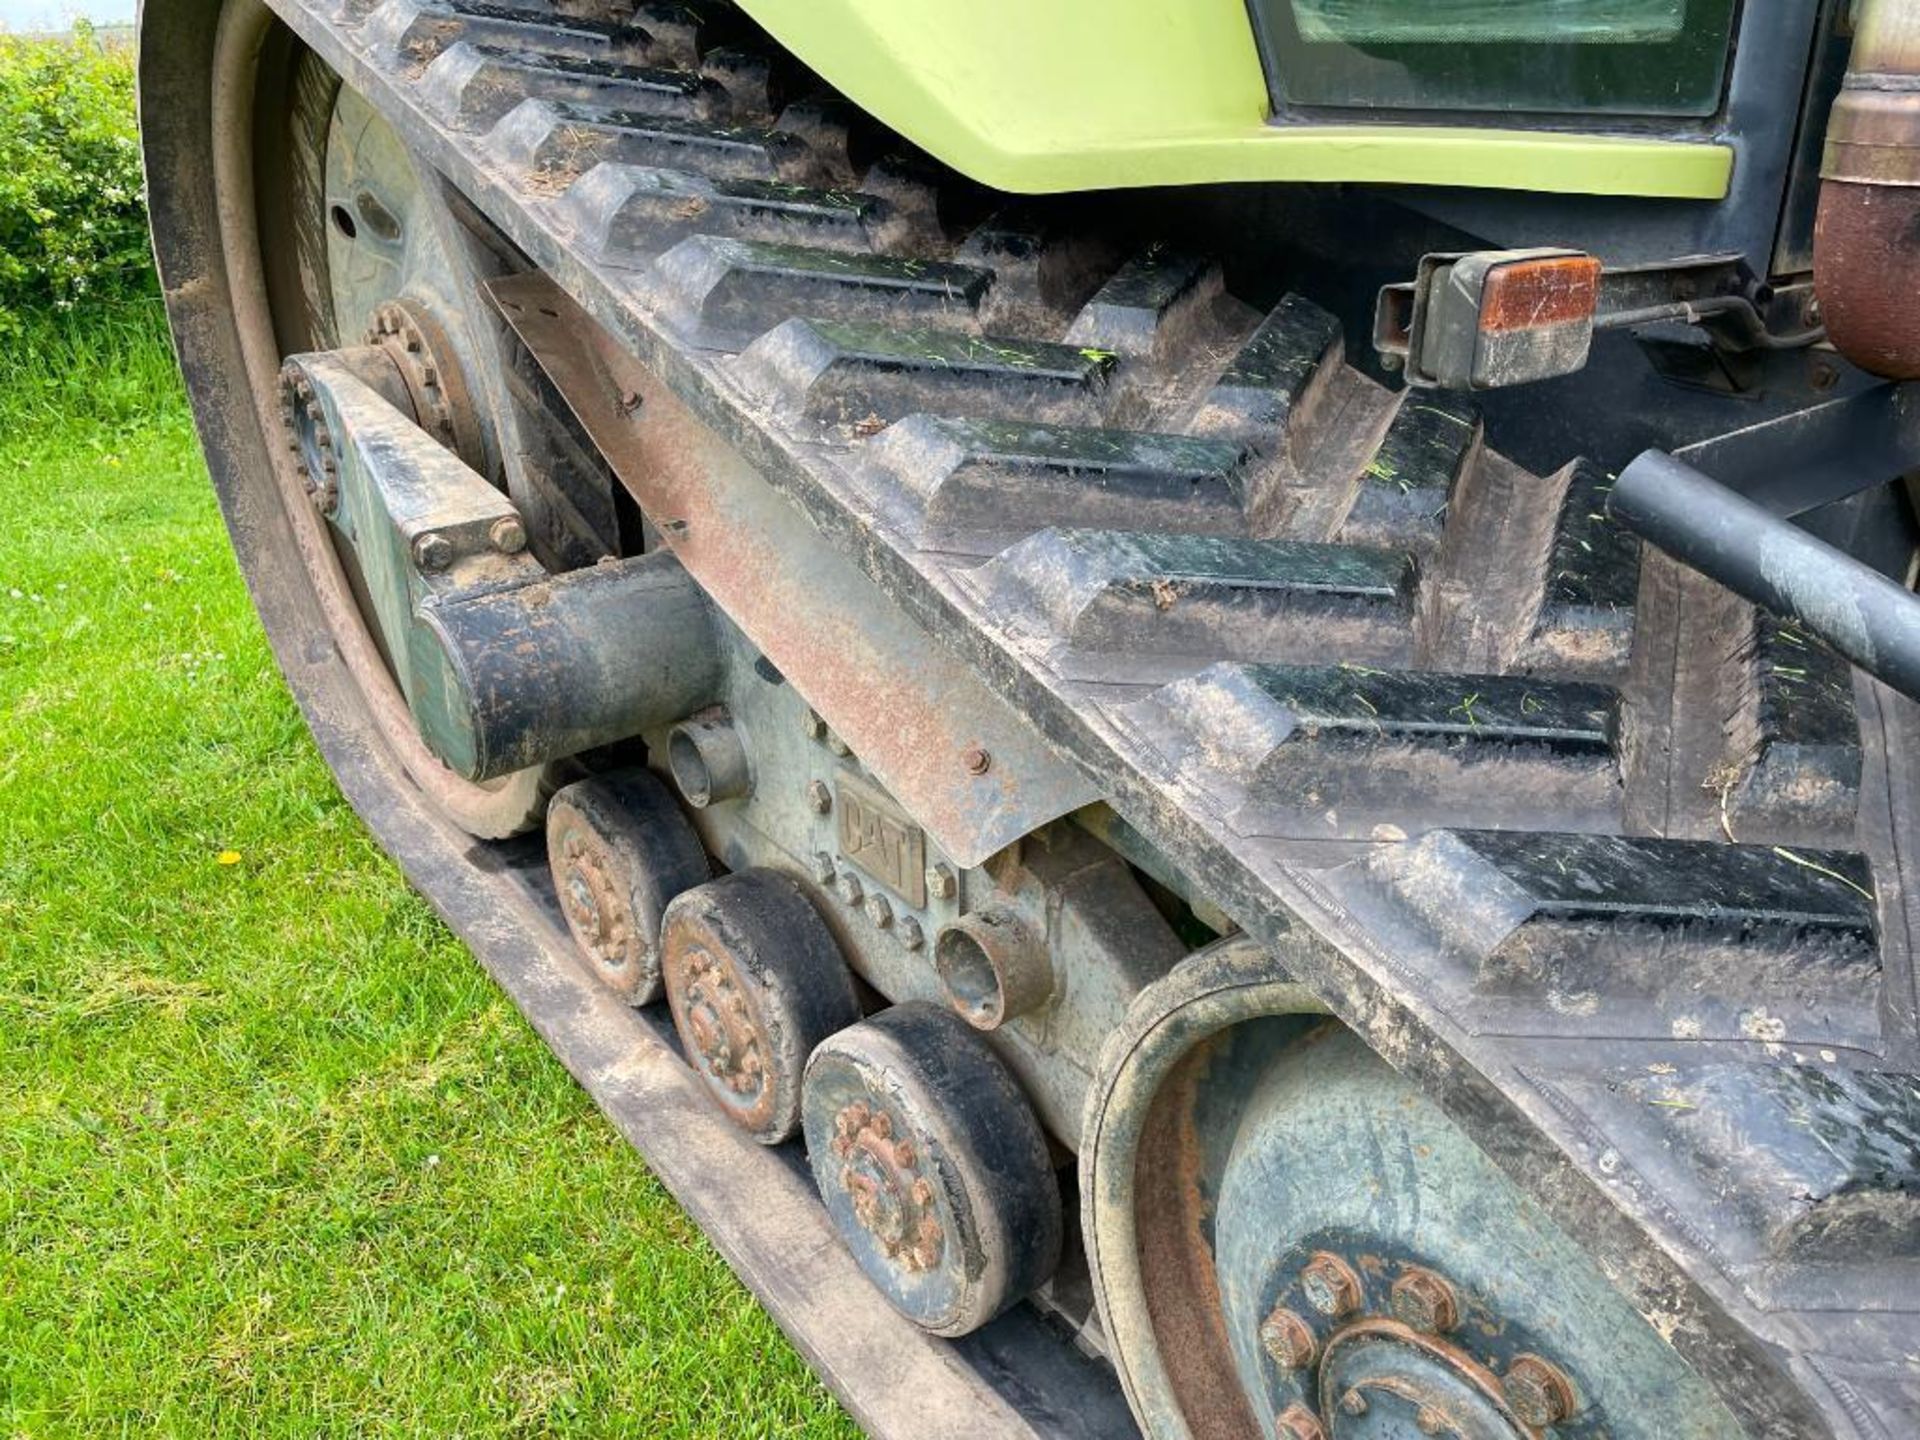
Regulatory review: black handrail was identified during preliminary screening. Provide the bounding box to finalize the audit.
[1610,449,1920,701]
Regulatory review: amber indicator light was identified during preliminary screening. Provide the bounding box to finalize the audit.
[1479,255,1603,334]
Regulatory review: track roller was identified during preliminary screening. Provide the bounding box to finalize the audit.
[659,868,861,1142]
[544,769,710,1003]
[801,1003,1062,1338]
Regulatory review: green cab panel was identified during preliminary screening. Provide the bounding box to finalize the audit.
[733,0,1732,199]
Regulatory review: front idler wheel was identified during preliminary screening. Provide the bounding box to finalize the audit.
[801,1003,1062,1338]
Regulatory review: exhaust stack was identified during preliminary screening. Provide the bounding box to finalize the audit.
[1815,0,1920,378]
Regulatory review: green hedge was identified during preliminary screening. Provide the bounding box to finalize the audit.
[0,27,154,333]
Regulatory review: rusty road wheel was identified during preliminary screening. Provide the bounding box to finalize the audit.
[801,1003,1062,1339]
[545,769,710,1004]
[660,869,861,1143]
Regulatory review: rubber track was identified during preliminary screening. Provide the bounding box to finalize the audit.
[278,2,1920,1434]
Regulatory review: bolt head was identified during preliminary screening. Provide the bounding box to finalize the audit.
[836,871,864,906]
[1258,1307,1317,1371]
[1415,1407,1447,1436]
[1273,1404,1325,1440]
[925,862,957,900]
[826,732,851,757]
[412,531,454,573]
[1390,1266,1459,1334]
[1503,1355,1577,1428]
[1339,1388,1368,1417]
[802,710,828,741]
[805,780,832,814]
[489,515,527,554]
[811,851,836,884]
[896,916,924,951]
[962,746,991,776]
[864,893,893,929]
[1300,1252,1362,1319]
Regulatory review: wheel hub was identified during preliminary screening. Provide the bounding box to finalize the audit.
[1318,1327,1526,1440]
[555,826,635,972]
[1259,1256,1583,1440]
[830,1101,943,1273]
[363,298,487,471]
[677,941,765,1099]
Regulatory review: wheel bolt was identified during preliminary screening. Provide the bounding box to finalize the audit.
[805,780,832,814]
[1339,1388,1368,1417]
[864,893,893,929]
[1300,1252,1362,1318]
[837,871,863,906]
[811,851,836,884]
[1258,1306,1317,1370]
[1273,1403,1324,1440]
[1390,1266,1458,1334]
[412,531,453,573]
[1415,1407,1447,1435]
[802,709,828,740]
[489,515,526,554]
[925,862,957,900]
[896,916,924,951]
[1503,1354,1577,1428]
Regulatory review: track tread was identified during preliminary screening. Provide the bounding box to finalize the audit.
[863,416,1250,554]
[1127,664,1625,838]
[420,0,1884,880]
[742,319,1119,431]
[424,39,721,130]
[659,236,993,345]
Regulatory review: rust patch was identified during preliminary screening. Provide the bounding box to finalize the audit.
[1814,180,1920,379]
[1133,1040,1265,1440]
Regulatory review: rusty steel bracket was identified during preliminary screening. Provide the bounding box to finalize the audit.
[483,271,1097,868]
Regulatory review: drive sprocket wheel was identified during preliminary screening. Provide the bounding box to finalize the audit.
[1083,942,1746,1440]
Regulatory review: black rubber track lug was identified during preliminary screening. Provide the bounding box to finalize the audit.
[658,236,992,346]
[968,529,1413,669]
[424,41,721,130]
[569,165,891,264]
[740,320,1119,432]
[862,416,1250,554]
[1126,664,1623,838]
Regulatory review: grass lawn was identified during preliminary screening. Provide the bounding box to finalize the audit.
[0,310,857,1437]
